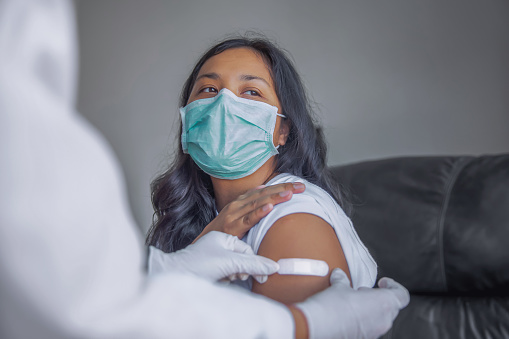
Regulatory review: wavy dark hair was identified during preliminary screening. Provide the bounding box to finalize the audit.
[147,35,351,252]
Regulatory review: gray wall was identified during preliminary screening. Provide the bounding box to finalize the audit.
[76,0,509,233]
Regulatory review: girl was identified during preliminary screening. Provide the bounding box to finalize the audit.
[147,36,376,303]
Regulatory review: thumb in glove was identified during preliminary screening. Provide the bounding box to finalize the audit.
[296,268,410,339]
[148,231,279,282]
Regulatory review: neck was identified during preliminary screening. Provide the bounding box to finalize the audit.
[211,158,279,211]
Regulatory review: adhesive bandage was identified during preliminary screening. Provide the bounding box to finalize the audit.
[277,258,329,277]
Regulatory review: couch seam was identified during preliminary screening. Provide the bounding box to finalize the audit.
[436,157,472,292]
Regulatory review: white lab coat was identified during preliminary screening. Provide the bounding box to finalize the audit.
[0,0,293,338]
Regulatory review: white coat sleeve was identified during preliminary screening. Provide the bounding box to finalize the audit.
[0,0,294,338]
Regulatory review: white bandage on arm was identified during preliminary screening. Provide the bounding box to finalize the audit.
[277,258,329,277]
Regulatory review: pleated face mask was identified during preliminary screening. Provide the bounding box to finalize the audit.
[180,88,286,179]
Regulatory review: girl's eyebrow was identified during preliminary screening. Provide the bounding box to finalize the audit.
[195,72,271,87]
[196,72,219,81]
[240,74,271,87]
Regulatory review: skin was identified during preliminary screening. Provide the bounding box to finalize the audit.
[187,47,351,339]
[252,213,351,303]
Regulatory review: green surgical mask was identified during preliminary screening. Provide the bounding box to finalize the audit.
[180,88,286,179]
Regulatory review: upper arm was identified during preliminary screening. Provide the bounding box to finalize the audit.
[251,213,351,304]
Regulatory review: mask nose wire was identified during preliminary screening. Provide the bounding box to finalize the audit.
[215,89,286,148]
[217,88,286,117]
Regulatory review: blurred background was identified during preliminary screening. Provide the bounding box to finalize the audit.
[75,0,509,233]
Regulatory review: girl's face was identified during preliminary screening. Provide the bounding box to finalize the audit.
[188,47,288,148]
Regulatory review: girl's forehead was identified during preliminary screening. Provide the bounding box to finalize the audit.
[198,48,273,81]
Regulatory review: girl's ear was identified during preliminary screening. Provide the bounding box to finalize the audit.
[278,119,290,146]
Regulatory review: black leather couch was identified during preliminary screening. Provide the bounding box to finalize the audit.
[331,154,509,339]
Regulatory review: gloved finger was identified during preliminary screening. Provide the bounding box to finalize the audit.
[231,236,256,255]
[253,274,268,284]
[378,277,411,308]
[219,276,232,284]
[194,230,227,245]
[202,231,248,252]
[229,272,266,283]
[230,253,279,277]
[227,273,250,281]
[329,268,351,287]
[147,246,167,275]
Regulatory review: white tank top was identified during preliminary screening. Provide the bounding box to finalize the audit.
[240,173,377,290]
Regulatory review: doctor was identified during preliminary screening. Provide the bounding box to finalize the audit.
[0,0,409,338]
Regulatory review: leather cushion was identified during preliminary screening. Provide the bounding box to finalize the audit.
[382,294,509,339]
[331,154,509,295]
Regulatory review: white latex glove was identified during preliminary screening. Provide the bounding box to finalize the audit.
[148,231,279,283]
[296,269,410,339]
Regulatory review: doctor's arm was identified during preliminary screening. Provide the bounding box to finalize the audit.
[0,0,293,337]
[0,0,409,338]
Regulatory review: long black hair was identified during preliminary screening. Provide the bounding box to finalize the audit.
[146,35,351,252]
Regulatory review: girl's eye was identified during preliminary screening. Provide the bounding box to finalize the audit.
[243,90,260,97]
[200,87,218,93]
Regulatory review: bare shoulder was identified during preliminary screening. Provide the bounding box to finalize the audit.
[251,212,351,304]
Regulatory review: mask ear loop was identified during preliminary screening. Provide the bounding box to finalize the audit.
[274,113,287,149]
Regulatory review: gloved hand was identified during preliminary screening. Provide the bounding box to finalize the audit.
[148,231,279,283]
[296,269,410,339]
